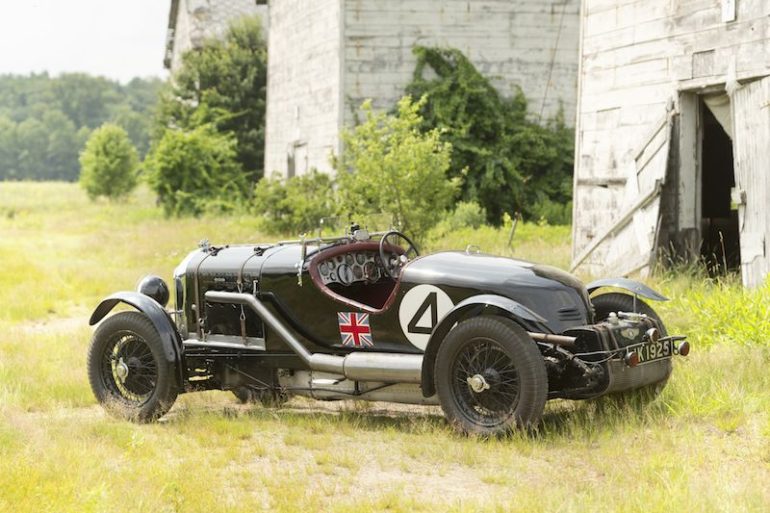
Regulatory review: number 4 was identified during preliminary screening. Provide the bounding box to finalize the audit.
[407,292,438,335]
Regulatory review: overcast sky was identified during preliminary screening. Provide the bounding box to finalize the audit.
[0,0,170,83]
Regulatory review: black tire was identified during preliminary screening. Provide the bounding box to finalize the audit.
[591,292,668,336]
[434,316,547,435]
[591,293,671,401]
[87,311,178,422]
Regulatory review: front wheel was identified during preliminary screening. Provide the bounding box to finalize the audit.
[434,316,547,435]
[87,311,178,422]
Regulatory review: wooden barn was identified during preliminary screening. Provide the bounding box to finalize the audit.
[164,0,268,72]
[571,0,770,287]
[264,0,580,178]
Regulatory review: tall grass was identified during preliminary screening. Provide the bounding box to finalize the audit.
[1,182,768,512]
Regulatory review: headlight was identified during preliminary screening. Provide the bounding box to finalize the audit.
[137,275,170,307]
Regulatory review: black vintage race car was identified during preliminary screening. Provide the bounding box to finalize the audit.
[87,227,689,435]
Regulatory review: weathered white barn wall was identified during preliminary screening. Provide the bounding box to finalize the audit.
[342,0,579,126]
[265,0,580,177]
[572,0,770,280]
[165,0,268,72]
[732,77,770,287]
[263,0,343,177]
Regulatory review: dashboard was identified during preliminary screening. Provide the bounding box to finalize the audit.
[316,250,384,286]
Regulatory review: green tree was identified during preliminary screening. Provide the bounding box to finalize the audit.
[0,73,160,182]
[145,125,247,216]
[253,171,336,234]
[336,97,456,239]
[79,123,138,200]
[16,118,47,180]
[0,116,17,180]
[406,47,574,224]
[41,110,80,180]
[155,15,267,185]
[53,73,120,129]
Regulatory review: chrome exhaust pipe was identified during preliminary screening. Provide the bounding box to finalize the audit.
[204,291,422,383]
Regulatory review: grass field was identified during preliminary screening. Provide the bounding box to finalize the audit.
[1,182,769,512]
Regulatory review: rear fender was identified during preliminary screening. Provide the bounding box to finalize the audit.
[90,291,186,389]
[419,294,548,397]
[586,278,668,301]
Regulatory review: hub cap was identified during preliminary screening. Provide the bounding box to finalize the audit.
[467,374,491,393]
[115,358,129,382]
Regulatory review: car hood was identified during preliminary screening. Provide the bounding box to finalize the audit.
[402,251,592,332]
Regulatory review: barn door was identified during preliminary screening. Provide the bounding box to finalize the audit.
[731,77,770,287]
[571,110,674,277]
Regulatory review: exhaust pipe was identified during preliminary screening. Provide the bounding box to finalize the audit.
[204,291,423,383]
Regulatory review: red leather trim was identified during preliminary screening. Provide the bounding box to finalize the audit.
[308,241,404,313]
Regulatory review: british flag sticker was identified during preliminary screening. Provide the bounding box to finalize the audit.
[338,312,374,348]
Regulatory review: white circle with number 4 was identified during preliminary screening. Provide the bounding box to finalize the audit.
[398,284,454,350]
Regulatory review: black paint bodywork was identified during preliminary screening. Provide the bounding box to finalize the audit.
[93,236,674,401]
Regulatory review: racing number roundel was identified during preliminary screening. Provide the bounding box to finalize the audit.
[398,285,454,350]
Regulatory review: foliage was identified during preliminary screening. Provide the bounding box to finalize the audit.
[155,15,267,185]
[406,47,574,225]
[78,124,138,200]
[144,125,247,216]
[0,73,161,181]
[336,97,456,239]
[253,171,336,234]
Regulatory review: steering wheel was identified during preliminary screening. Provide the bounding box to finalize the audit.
[379,230,420,279]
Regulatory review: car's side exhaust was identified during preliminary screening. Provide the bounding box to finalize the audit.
[204,291,424,384]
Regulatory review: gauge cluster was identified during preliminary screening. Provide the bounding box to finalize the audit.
[316,251,383,286]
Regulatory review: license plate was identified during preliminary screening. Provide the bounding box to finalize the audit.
[636,339,673,364]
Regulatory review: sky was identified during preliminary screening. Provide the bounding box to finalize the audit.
[0,0,170,83]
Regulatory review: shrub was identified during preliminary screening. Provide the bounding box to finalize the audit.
[406,46,574,225]
[336,97,456,240]
[144,125,247,216]
[78,123,138,200]
[253,171,336,234]
[155,15,267,185]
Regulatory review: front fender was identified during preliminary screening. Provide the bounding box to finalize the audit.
[419,294,549,398]
[586,278,668,301]
[90,291,186,389]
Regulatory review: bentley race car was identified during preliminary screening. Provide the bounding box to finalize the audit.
[87,228,689,435]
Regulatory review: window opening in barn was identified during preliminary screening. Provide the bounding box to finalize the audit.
[699,96,740,274]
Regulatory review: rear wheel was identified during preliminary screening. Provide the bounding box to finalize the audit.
[591,293,671,402]
[87,311,178,422]
[434,316,547,435]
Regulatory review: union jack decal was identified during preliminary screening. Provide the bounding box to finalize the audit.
[338,312,374,347]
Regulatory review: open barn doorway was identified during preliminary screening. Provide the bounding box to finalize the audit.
[698,94,740,274]
[670,91,741,275]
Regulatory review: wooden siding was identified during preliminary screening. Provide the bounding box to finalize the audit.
[343,0,580,127]
[572,0,770,280]
[732,77,770,287]
[264,0,343,177]
[265,0,581,179]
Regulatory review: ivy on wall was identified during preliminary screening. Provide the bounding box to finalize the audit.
[406,47,574,225]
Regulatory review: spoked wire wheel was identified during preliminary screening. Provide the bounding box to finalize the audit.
[435,316,547,435]
[88,311,178,422]
[102,331,158,405]
[451,338,521,429]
